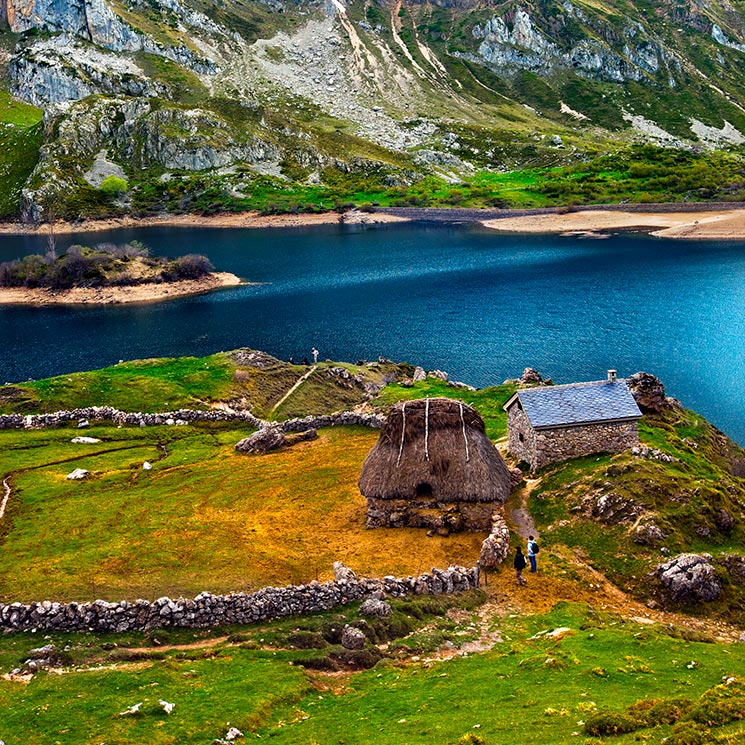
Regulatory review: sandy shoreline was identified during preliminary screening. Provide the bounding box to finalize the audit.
[0,210,408,236]
[482,208,745,240]
[0,272,243,305]
[1,206,744,240]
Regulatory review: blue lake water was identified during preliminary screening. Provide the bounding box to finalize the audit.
[0,222,743,443]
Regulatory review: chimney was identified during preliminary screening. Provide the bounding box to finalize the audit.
[607,369,617,382]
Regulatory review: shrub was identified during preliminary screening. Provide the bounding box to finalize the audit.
[100,176,129,195]
[162,254,214,280]
[583,711,640,737]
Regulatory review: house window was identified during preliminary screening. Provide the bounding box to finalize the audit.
[519,433,525,443]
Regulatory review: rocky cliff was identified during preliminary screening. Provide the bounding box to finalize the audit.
[2,0,745,219]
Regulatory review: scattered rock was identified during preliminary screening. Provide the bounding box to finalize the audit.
[714,509,735,533]
[66,468,90,480]
[631,445,677,463]
[119,702,143,717]
[359,598,392,618]
[739,631,745,643]
[341,625,366,650]
[633,521,666,546]
[627,372,667,413]
[77,419,90,428]
[158,699,175,714]
[427,369,449,382]
[235,426,286,454]
[142,461,152,470]
[70,436,101,444]
[225,727,244,741]
[653,553,722,603]
[412,366,426,383]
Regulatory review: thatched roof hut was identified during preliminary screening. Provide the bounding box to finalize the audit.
[359,398,512,507]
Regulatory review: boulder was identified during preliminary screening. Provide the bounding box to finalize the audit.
[70,436,100,444]
[653,553,722,603]
[627,372,667,413]
[427,369,449,382]
[341,625,366,650]
[412,366,426,383]
[235,426,286,454]
[66,468,90,480]
[359,598,392,618]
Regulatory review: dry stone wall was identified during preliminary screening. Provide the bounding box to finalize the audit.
[0,407,383,432]
[0,566,478,634]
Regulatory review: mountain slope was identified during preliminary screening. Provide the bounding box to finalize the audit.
[2,0,745,219]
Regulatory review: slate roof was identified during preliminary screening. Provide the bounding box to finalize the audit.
[504,380,642,430]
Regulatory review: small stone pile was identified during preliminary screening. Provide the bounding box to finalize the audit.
[0,565,479,634]
[479,510,510,568]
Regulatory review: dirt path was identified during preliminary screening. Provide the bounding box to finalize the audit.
[0,477,11,521]
[270,366,317,415]
[506,477,541,541]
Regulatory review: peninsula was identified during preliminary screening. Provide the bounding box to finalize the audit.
[0,242,242,305]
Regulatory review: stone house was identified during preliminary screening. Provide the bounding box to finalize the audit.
[504,372,642,471]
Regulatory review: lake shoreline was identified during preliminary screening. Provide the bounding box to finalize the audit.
[0,210,408,236]
[480,208,745,240]
[0,271,243,306]
[0,203,743,241]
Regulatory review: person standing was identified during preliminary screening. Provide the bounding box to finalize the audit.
[311,347,319,364]
[527,535,539,573]
[514,546,528,586]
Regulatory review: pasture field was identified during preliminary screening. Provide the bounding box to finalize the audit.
[0,424,483,602]
[1,601,744,744]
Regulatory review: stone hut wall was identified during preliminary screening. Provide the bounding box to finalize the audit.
[366,497,499,532]
[506,404,538,465]
[531,420,639,470]
[0,566,479,634]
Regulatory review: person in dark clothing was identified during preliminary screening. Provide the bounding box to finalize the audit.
[514,546,528,586]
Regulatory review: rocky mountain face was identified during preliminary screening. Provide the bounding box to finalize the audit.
[2,0,745,219]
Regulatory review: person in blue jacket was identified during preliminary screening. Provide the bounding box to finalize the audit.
[527,535,538,573]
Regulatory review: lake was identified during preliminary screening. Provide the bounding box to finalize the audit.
[0,222,743,443]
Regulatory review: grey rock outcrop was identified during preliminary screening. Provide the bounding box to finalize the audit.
[653,553,722,604]
[235,426,286,454]
[627,372,667,413]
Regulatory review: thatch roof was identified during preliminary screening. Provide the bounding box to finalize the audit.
[359,398,512,503]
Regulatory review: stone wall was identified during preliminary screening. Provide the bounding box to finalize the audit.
[0,407,383,432]
[512,416,639,471]
[0,566,479,634]
[366,497,500,533]
[506,404,537,465]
